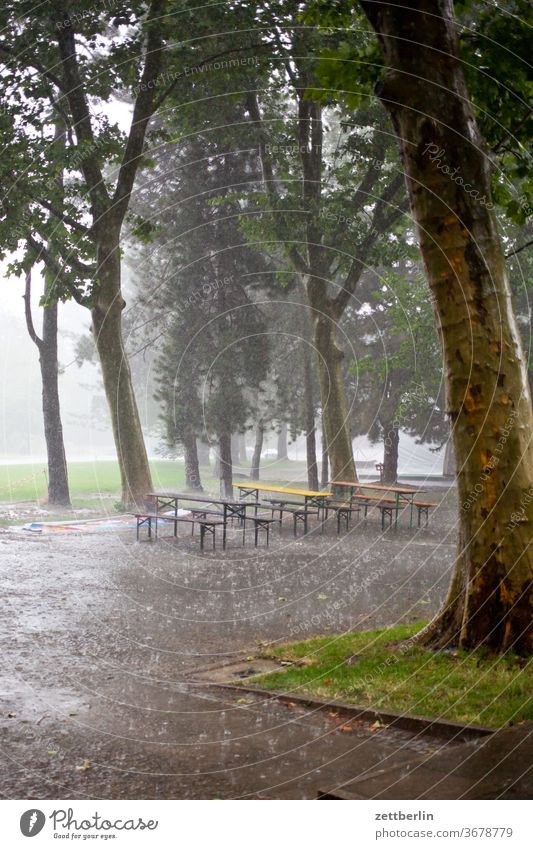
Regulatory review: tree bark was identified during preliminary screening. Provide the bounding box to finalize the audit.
[303,342,319,491]
[91,228,152,508]
[182,431,203,491]
[218,431,233,497]
[313,308,357,486]
[24,268,71,506]
[277,423,288,460]
[382,423,399,484]
[251,422,264,480]
[320,415,329,489]
[53,4,164,509]
[362,0,533,654]
[23,116,70,507]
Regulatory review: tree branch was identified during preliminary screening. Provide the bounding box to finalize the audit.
[53,8,110,217]
[245,90,309,275]
[26,234,91,306]
[112,0,167,225]
[153,42,265,111]
[0,44,66,93]
[22,266,43,350]
[33,198,90,235]
[332,175,407,315]
[505,237,533,259]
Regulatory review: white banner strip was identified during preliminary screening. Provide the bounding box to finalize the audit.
[2,799,530,848]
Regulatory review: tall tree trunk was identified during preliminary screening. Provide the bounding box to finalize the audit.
[251,422,264,480]
[382,423,399,484]
[362,0,533,654]
[24,268,71,506]
[313,309,357,485]
[92,228,152,508]
[303,344,319,491]
[197,440,211,466]
[218,431,233,497]
[183,431,203,491]
[320,415,329,489]
[277,423,288,460]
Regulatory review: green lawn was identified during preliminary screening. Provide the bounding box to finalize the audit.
[0,457,308,513]
[253,624,533,729]
[0,459,193,503]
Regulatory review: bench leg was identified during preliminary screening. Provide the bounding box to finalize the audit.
[200,524,205,550]
[254,523,259,547]
[213,526,216,550]
[266,524,270,547]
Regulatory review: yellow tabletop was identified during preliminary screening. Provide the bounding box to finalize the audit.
[332,480,425,494]
[235,482,331,498]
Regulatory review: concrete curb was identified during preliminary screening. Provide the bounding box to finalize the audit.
[204,681,493,742]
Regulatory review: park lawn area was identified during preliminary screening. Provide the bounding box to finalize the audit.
[0,458,307,505]
[0,459,198,504]
[253,623,533,729]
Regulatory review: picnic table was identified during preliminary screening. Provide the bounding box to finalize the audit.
[235,482,331,512]
[146,491,261,548]
[331,481,427,528]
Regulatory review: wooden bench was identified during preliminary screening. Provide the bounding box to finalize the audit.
[241,514,278,547]
[322,501,361,533]
[190,507,277,546]
[408,500,437,527]
[265,502,319,535]
[132,513,226,549]
[350,493,398,517]
[351,496,437,528]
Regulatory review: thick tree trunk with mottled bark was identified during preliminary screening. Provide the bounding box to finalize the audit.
[182,431,202,491]
[218,431,233,497]
[91,229,152,508]
[251,422,264,480]
[382,423,399,484]
[362,0,533,653]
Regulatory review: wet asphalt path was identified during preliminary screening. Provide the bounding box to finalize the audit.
[0,487,459,798]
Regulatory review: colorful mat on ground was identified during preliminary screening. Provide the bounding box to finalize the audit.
[13,510,190,534]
